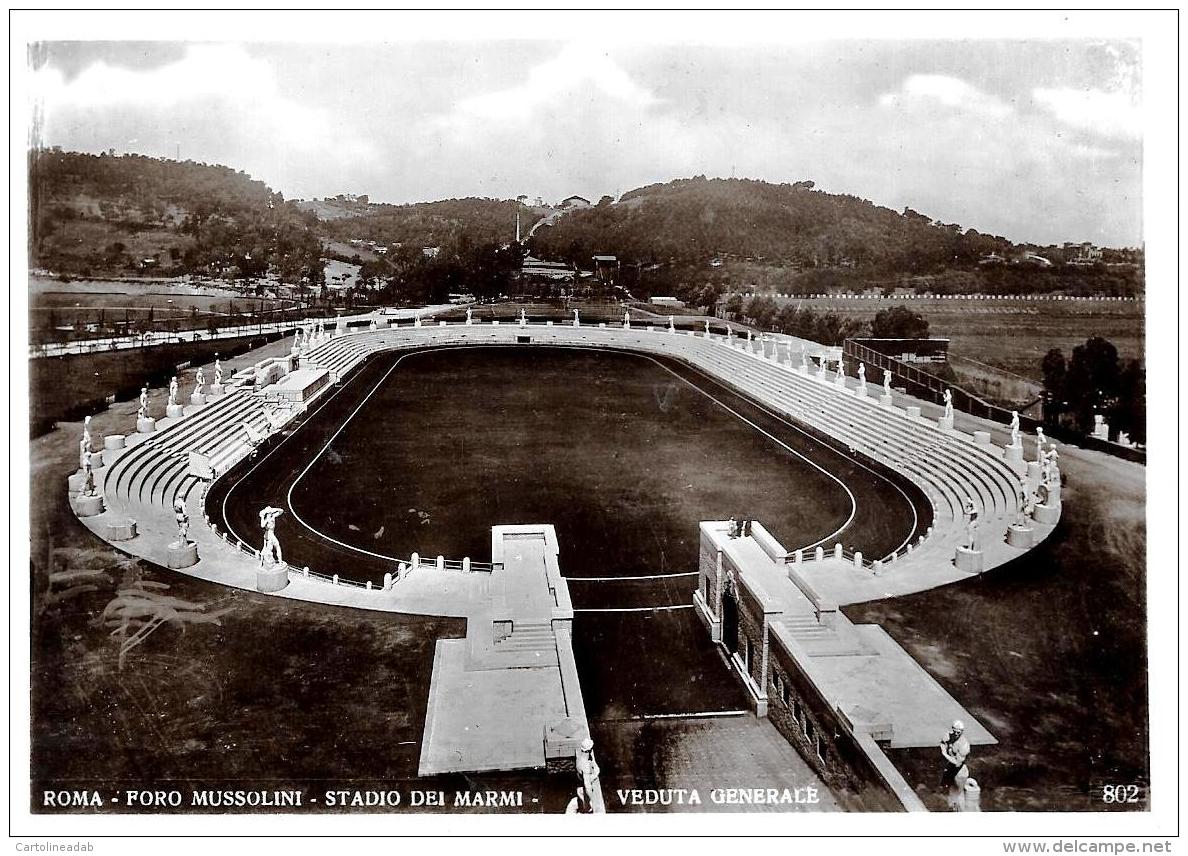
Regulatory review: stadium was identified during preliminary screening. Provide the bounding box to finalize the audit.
[68,311,1061,813]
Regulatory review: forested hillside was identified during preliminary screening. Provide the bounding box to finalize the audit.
[318,197,531,255]
[530,176,1018,272]
[29,149,324,283]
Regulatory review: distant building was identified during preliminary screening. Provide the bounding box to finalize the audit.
[521,255,574,280]
[649,296,685,308]
[422,246,440,259]
[1064,242,1103,265]
[592,255,619,285]
[560,195,591,210]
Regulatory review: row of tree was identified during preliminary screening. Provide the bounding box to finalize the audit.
[1042,338,1146,443]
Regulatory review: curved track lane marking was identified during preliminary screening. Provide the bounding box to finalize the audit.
[222,343,918,575]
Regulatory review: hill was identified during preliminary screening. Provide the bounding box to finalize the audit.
[530,176,1021,272]
[29,149,324,284]
[317,197,534,256]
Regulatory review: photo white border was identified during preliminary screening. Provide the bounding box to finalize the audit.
[7,8,1179,846]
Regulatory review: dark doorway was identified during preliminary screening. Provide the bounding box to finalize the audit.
[722,587,740,655]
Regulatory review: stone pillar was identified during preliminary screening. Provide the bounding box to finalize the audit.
[955,547,984,573]
[257,562,289,592]
[166,541,199,569]
[973,430,992,446]
[166,403,186,419]
[1004,443,1026,473]
[72,493,105,517]
[880,393,893,407]
[1006,523,1035,548]
[937,415,954,431]
[833,543,843,559]
[105,519,137,541]
[1033,503,1060,525]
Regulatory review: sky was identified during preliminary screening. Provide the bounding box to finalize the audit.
[28,38,1143,247]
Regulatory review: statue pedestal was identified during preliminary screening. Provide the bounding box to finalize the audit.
[73,494,105,517]
[880,393,893,407]
[1007,523,1035,548]
[1042,482,1061,506]
[973,430,992,446]
[102,445,126,466]
[209,383,225,399]
[937,415,954,431]
[88,451,105,470]
[190,392,207,406]
[856,383,867,398]
[257,563,289,593]
[833,375,846,388]
[797,364,808,374]
[905,406,921,419]
[1033,503,1060,525]
[166,541,199,569]
[106,519,138,541]
[955,547,984,574]
[1005,443,1025,473]
[104,434,125,451]
[67,471,86,492]
[1026,461,1042,482]
[166,403,186,419]
[136,417,157,434]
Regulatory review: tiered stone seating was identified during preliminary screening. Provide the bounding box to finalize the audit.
[100,323,1027,591]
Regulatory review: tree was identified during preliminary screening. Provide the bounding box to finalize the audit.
[1040,349,1067,425]
[1064,337,1122,433]
[870,306,929,339]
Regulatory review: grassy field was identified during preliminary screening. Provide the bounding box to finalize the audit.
[757,296,1144,379]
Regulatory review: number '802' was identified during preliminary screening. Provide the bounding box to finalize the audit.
[1102,785,1141,804]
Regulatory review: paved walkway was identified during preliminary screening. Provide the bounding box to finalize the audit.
[592,714,840,812]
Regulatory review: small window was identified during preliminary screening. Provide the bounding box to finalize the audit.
[817,736,827,765]
[806,719,816,742]
[781,676,790,706]
[772,673,781,698]
[794,699,803,728]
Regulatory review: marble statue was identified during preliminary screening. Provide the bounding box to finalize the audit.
[1009,411,1020,446]
[858,363,866,386]
[79,417,92,469]
[520,308,527,325]
[80,455,95,497]
[138,386,149,419]
[837,360,845,379]
[705,319,711,334]
[577,738,600,797]
[168,375,179,406]
[292,327,302,350]
[259,506,284,567]
[668,315,676,332]
[802,343,808,363]
[466,307,473,325]
[965,517,980,551]
[193,367,205,397]
[214,359,223,386]
[623,310,630,328]
[1019,476,1035,521]
[943,389,954,421]
[573,309,580,327]
[174,500,190,545]
[883,368,892,394]
[1035,427,1046,462]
